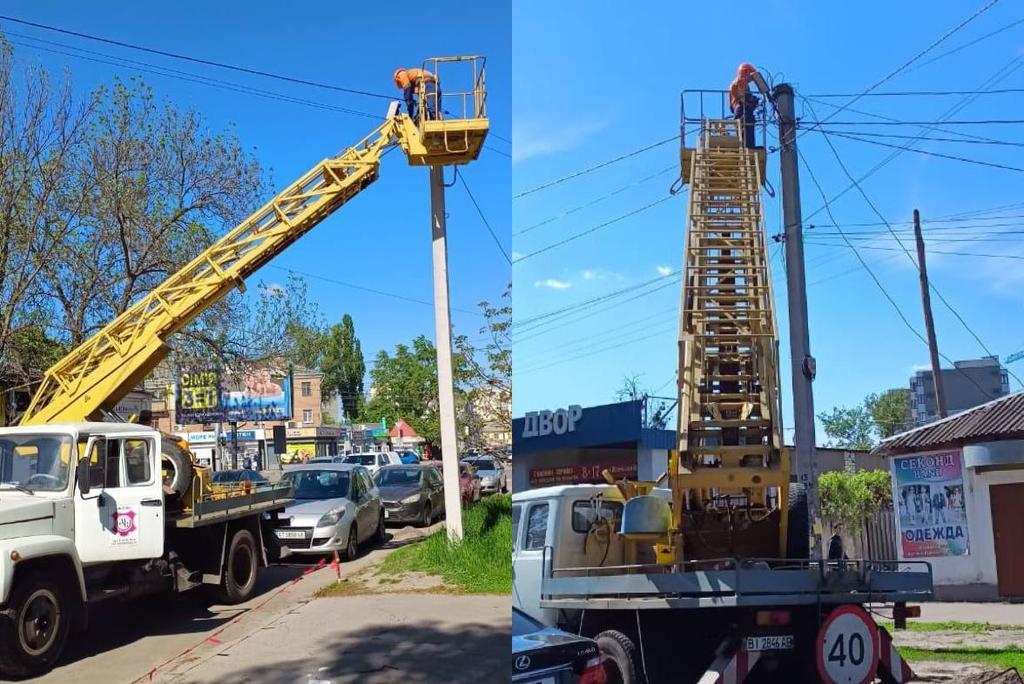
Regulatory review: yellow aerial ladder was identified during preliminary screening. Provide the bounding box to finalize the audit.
[17,55,488,492]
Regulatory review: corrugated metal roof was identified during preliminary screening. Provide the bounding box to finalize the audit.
[875,391,1024,455]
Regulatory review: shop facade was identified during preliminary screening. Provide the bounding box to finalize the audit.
[512,399,674,493]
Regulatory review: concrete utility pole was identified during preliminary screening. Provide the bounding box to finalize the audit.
[914,209,948,419]
[429,165,464,542]
[773,83,822,560]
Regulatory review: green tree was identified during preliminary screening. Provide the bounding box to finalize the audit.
[865,389,910,439]
[819,470,892,532]
[360,335,470,448]
[455,285,511,449]
[818,405,875,450]
[320,315,366,420]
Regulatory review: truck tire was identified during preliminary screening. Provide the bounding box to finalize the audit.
[217,529,258,604]
[0,574,73,678]
[595,629,644,684]
[162,439,195,498]
[786,483,811,560]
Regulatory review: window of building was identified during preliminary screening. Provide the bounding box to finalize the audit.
[301,382,312,397]
[303,409,313,423]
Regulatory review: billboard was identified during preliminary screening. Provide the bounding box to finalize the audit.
[891,450,969,558]
[176,367,292,424]
[176,369,222,424]
[222,369,292,422]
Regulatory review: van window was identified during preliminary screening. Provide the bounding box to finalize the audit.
[572,500,623,533]
[123,439,152,485]
[512,504,522,547]
[524,503,549,550]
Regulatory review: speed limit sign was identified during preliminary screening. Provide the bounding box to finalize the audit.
[816,604,879,684]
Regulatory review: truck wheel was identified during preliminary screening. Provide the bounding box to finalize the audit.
[218,529,258,604]
[162,439,195,499]
[786,483,811,560]
[595,630,644,684]
[0,574,72,678]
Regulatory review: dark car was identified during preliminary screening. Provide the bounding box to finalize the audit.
[374,464,445,527]
[512,608,606,684]
[211,469,268,484]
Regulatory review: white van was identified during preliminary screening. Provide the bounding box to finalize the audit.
[512,484,628,626]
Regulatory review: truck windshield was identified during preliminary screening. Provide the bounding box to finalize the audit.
[0,433,73,492]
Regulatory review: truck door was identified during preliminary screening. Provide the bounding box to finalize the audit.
[74,434,164,564]
[512,498,557,625]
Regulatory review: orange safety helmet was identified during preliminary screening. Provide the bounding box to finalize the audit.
[737,63,758,77]
[393,67,408,88]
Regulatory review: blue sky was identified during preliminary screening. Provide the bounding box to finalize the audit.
[512,0,1024,443]
[1,2,510,375]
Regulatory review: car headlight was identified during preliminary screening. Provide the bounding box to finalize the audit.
[400,494,420,505]
[317,508,345,526]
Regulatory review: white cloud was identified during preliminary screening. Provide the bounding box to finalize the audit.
[581,270,596,280]
[263,282,287,296]
[656,265,673,276]
[534,278,571,290]
[512,117,614,165]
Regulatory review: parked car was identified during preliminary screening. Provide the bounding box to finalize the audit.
[462,456,508,494]
[210,469,268,484]
[512,607,607,684]
[272,464,384,560]
[460,463,482,503]
[374,464,445,527]
[341,451,403,475]
[399,451,420,465]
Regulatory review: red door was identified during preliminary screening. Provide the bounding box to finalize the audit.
[990,483,1024,597]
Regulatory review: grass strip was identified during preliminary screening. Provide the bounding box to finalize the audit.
[899,645,1024,671]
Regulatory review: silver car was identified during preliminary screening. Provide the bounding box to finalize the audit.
[273,464,384,560]
[462,457,508,494]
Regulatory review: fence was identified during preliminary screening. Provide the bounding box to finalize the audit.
[822,504,898,566]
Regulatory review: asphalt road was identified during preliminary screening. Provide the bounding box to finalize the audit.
[19,522,447,684]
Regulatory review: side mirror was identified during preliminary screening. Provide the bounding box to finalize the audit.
[77,457,90,496]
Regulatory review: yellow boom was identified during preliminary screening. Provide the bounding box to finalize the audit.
[20,56,488,426]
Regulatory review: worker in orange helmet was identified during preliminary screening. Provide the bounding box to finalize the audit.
[728,63,769,149]
[393,67,440,122]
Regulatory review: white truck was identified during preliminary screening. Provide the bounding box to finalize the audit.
[513,484,932,684]
[0,422,293,677]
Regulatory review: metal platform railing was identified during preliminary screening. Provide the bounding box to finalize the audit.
[680,89,770,150]
[419,55,487,127]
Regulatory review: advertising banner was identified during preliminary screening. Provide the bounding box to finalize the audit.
[891,450,969,558]
[176,369,222,424]
[283,442,315,464]
[529,461,637,487]
[222,369,292,422]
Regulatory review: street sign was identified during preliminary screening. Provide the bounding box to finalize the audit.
[816,604,879,684]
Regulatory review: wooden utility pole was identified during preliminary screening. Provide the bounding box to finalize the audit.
[914,209,948,419]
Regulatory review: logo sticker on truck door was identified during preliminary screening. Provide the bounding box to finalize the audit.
[112,506,139,545]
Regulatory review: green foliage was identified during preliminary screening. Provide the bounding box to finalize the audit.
[359,335,470,447]
[377,494,512,593]
[818,469,892,531]
[865,389,911,438]
[454,284,511,449]
[818,405,876,450]
[319,315,366,420]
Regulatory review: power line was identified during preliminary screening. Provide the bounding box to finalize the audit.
[512,134,679,199]
[805,241,1024,261]
[796,149,1004,401]
[901,15,1024,74]
[484,144,511,158]
[0,14,394,99]
[804,87,1024,98]
[819,130,1024,174]
[513,194,679,263]
[7,36,382,120]
[457,170,511,265]
[807,130,1024,148]
[514,165,677,236]
[800,0,1002,129]
[801,118,1024,127]
[267,265,482,316]
[488,132,512,145]
[803,96,1024,388]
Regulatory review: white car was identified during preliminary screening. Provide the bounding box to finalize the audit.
[341,451,403,476]
[462,456,508,494]
[273,463,384,560]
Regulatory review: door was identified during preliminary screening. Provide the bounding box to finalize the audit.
[512,499,555,624]
[355,467,377,542]
[990,483,1024,597]
[425,466,445,514]
[74,433,164,564]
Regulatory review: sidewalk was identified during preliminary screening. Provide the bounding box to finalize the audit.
[918,601,1024,626]
[165,593,509,683]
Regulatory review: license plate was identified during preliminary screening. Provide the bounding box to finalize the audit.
[276,529,306,540]
[745,635,794,651]
[384,509,390,519]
